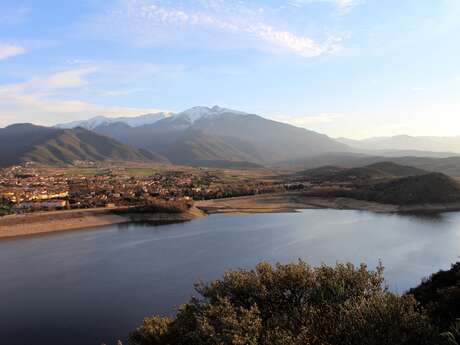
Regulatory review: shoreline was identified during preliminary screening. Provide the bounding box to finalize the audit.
[196,192,460,215]
[195,193,399,214]
[2,193,460,239]
[0,206,205,240]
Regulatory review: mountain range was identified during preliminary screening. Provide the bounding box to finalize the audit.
[338,135,460,155]
[0,124,165,167]
[55,112,171,130]
[6,106,460,172]
[284,152,460,177]
[74,106,349,166]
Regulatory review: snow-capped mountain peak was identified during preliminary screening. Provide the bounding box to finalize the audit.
[55,106,246,130]
[174,105,247,123]
[55,112,171,130]
[55,116,109,130]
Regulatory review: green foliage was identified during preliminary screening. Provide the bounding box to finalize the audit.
[129,261,436,345]
[130,317,173,345]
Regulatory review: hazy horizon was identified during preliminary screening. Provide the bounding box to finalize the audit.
[1,0,460,139]
[4,105,460,142]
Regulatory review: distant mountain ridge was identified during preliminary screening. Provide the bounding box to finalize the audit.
[55,112,172,130]
[0,124,166,167]
[6,107,460,173]
[338,135,460,154]
[54,106,241,130]
[285,152,460,177]
[88,106,349,166]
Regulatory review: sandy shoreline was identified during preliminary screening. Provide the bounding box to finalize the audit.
[196,192,460,215]
[0,206,205,240]
[2,192,460,239]
[0,208,130,239]
[195,193,398,214]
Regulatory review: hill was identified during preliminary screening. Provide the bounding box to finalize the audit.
[330,162,427,182]
[0,124,166,167]
[362,161,427,176]
[297,165,347,179]
[91,106,349,166]
[158,129,263,164]
[299,162,426,182]
[285,152,460,177]
[349,173,460,205]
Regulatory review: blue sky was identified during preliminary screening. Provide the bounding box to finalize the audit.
[1,0,460,138]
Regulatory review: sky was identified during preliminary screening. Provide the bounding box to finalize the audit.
[1,0,460,139]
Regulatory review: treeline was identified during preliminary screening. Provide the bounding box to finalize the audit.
[116,198,192,214]
[183,184,287,200]
[106,260,460,345]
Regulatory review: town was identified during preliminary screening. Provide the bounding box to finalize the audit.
[0,163,308,215]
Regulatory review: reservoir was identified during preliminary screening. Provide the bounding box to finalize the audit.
[1,209,460,345]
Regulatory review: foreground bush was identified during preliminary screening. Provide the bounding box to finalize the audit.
[409,262,460,331]
[129,261,437,345]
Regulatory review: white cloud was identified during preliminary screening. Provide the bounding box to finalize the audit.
[0,68,167,127]
[0,43,26,60]
[6,68,99,96]
[97,0,341,57]
[44,68,97,89]
[0,95,167,127]
[247,23,340,57]
[288,0,363,11]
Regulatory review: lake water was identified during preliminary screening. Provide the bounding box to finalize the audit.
[1,209,460,345]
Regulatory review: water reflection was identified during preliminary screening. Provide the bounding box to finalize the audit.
[396,211,447,223]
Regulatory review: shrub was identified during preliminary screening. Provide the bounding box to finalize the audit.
[408,262,460,331]
[129,261,436,345]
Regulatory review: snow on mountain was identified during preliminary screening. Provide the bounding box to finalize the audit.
[55,116,106,129]
[55,112,171,129]
[172,106,248,124]
[55,106,246,131]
